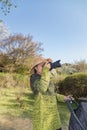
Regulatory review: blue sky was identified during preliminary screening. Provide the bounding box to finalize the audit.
[0,0,87,63]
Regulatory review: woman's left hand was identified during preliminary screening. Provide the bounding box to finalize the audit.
[64,95,74,101]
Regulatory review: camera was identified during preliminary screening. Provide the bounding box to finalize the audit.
[49,60,61,70]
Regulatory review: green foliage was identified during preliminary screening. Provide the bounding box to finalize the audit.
[0,54,11,72]
[0,0,19,15]
[0,73,30,88]
[56,63,77,75]
[56,60,87,75]
[15,64,28,74]
[58,73,87,98]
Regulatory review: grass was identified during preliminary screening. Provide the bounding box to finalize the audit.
[58,102,70,130]
[0,87,34,118]
[0,87,71,130]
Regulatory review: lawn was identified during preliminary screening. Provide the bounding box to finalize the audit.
[0,87,71,130]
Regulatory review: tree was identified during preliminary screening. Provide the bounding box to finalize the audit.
[0,33,43,63]
[0,33,43,73]
[0,0,20,15]
[56,63,77,75]
[74,60,87,72]
[0,20,10,40]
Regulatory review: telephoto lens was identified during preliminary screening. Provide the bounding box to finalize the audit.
[50,60,61,70]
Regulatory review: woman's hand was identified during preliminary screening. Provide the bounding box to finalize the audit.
[44,58,53,69]
[44,62,51,69]
[64,95,74,101]
[46,58,53,63]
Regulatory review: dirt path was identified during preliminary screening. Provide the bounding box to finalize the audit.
[0,116,33,130]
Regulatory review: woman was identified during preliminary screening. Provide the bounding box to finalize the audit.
[30,57,71,130]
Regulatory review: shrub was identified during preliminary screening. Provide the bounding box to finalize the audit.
[0,73,29,88]
[15,64,28,74]
[58,73,87,98]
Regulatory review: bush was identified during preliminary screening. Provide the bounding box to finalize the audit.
[0,73,29,88]
[15,64,28,74]
[58,73,87,98]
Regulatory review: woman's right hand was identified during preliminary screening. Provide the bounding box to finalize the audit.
[44,61,51,69]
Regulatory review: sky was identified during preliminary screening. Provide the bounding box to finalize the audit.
[0,0,87,64]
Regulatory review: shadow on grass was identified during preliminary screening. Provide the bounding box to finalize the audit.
[58,102,70,130]
[1,91,35,119]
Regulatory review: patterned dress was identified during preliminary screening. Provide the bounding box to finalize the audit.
[30,67,65,130]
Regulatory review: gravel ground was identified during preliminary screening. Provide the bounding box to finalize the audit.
[0,116,69,130]
[0,116,33,130]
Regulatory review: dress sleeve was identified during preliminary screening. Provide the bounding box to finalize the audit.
[33,67,51,94]
[56,93,65,102]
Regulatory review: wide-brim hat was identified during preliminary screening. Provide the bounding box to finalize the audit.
[31,57,46,73]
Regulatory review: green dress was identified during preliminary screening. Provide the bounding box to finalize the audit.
[30,67,65,130]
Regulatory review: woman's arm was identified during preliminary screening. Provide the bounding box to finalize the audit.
[32,67,51,94]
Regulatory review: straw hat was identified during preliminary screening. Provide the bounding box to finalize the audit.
[32,57,46,68]
[31,57,46,73]
[31,57,52,74]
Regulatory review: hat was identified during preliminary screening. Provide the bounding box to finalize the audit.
[30,57,53,74]
[31,57,46,73]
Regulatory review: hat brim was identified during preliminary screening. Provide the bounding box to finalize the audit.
[30,58,46,74]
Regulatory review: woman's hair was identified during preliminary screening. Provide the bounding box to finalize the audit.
[33,68,37,74]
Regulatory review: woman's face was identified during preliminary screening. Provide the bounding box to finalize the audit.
[35,62,44,75]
